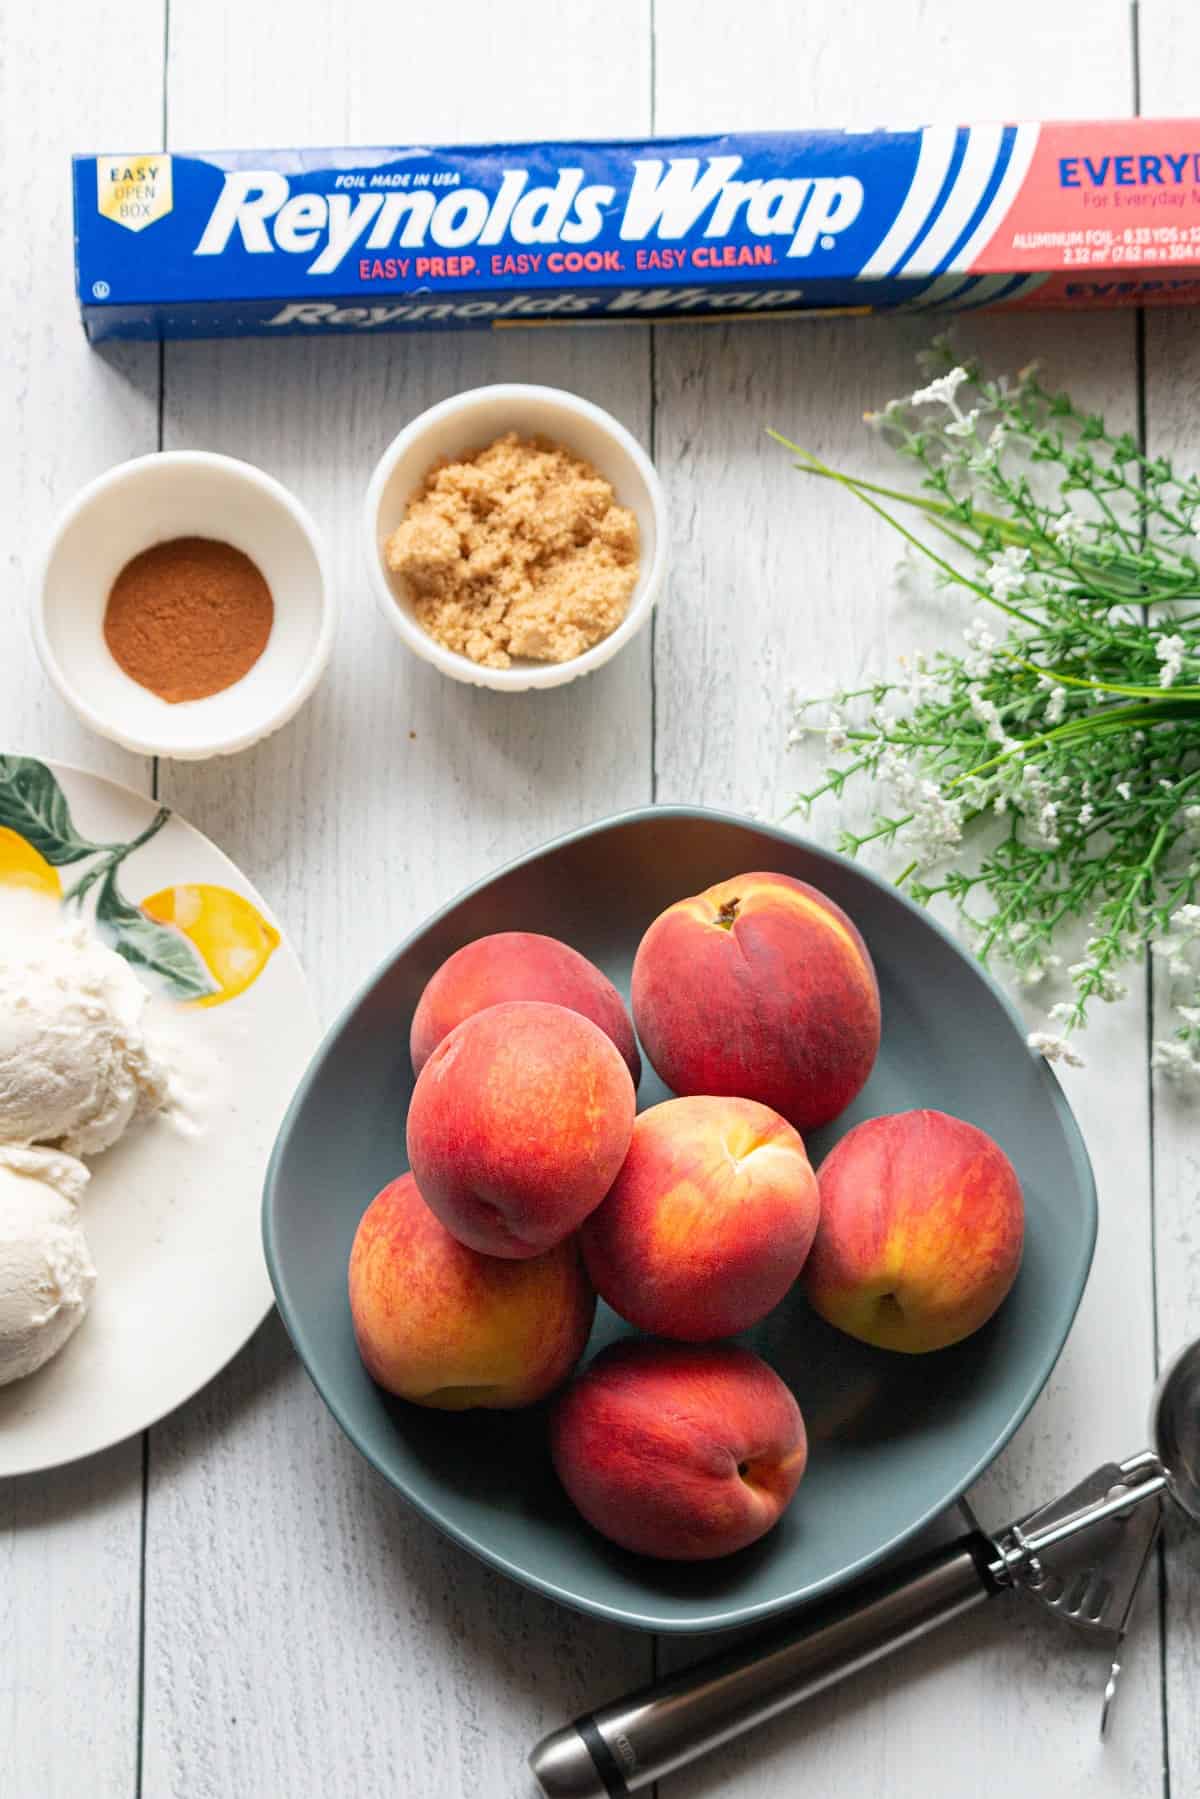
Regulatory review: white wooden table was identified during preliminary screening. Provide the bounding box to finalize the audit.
[4,3,1196,1794]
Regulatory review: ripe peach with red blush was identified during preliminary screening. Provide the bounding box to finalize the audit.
[348,1173,594,1409]
[551,1340,807,1560]
[581,1095,820,1341]
[804,1109,1025,1353]
[406,999,636,1259]
[410,931,640,1084]
[632,871,881,1133]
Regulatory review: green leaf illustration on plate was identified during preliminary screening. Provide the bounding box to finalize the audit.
[95,867,219,1002]
[0,756,104,864]
[0,758,255,1006]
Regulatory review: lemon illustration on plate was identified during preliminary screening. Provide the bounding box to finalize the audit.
[0,827,62,900]
[140,883,280,1007]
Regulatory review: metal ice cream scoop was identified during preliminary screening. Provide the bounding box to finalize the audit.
[529,1337,1200,1799]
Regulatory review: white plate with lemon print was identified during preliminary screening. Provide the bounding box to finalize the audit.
[0,756,319,1475]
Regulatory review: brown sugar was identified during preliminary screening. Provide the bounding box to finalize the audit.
[103,537,274,703]
[384,433,640,670]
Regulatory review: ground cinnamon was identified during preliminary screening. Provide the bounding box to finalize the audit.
[103,537,274,703]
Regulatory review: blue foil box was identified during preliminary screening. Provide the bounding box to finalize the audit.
[72,128,1200,342]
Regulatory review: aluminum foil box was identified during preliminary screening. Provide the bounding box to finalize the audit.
[73,124,1200,342]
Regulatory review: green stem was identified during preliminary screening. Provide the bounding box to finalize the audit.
[955,697,1200,786]
[1000,648,1200,703]
[60,865,106,909]
[788,755,874,817]
[839,730,957,748]
[777,437,1191,594]
[979,862,1049,956]
[775,439,1039,626]
[1025,377,1200,549]
[1094,816,1173,949]
[844,815,914,851]
[1084,485,1140,559]
[775,437,1192,634]
[795,682,889,711]
[768,439,1026,542]
[1150,866,1200,928]
[58,806,171,908]
[116,806,171,862]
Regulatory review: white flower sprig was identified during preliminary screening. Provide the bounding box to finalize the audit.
[776,344,1200,1079]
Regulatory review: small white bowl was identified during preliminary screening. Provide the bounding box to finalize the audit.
[363,384,668,691]
[35,452,334,759]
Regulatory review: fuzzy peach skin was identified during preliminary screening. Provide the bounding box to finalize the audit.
[631,871,881,1134]
[804,1109,1025,1353]
[580,1096,820,1341]
[348,1173,595,1408]
[406,1000,636,1259]
[410,932,641,1085]
[551,1340,807,1560]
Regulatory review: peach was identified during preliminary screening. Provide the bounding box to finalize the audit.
[406,999,636,1259]
[348,1173,594,1408]
[804,1109,1025,1353]
[632,870,881,1133]
[580,1096,819,1341]
[551,1340,807,1560]
[410,931,640,1084]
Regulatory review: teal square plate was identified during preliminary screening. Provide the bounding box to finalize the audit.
[263,807,1096,1633]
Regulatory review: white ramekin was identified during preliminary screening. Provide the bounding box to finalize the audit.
[363,384,668,691]
[34,452,334,760]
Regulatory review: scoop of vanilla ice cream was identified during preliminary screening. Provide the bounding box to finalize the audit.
[0,922,169,1156]
[0,1145,95,1386]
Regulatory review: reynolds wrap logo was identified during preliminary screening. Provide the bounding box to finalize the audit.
[192,158,864,274]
